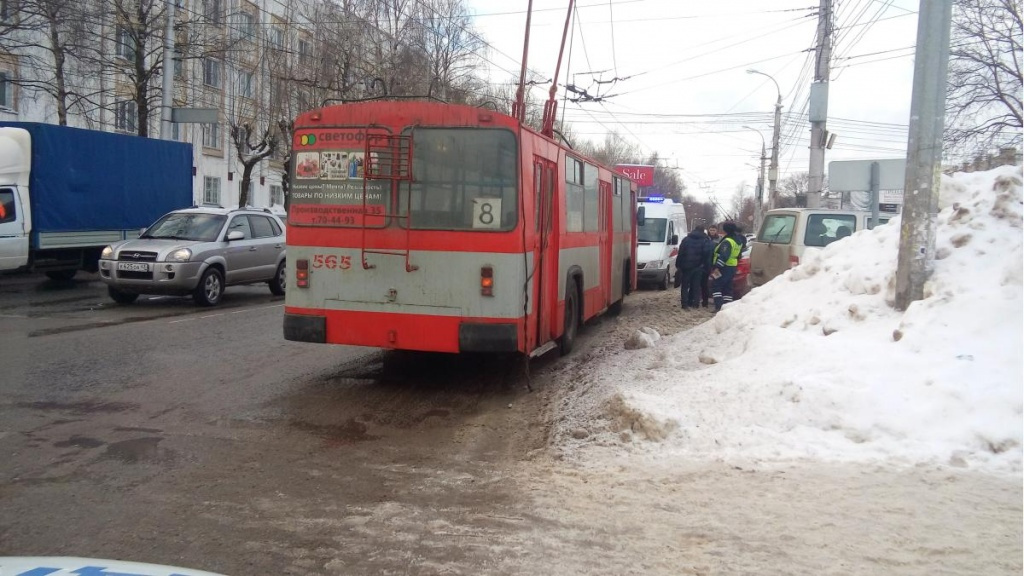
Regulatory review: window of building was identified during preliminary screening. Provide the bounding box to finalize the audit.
[202,123,221,149]
[172,48,184,78]
[203,0,222,24]
[114,100,137,133]
[171,122,185,141]
[115,25,136,60]
[297,39,312,66]
[270,184,283,206]
[1,0,14,22]
[269,26,284,49]
[234,10,256,40]
[0,71,13,108]
[237,70,253,98]
[203,176,221,205]
[203,58,221,88]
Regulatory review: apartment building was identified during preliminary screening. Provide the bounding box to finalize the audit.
[0,0,327,212]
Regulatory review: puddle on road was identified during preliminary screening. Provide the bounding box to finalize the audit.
[16,400,139,415]
[53,435,107,449]
[102,436,170,463]
[290,419,379,446]
[114,426,164,434]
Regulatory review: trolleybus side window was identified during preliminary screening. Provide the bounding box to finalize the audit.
[534,161,542,234]
[612,177,624,232]
[403,128,517,231]
[584,162,599,232]
[565,156,584,232]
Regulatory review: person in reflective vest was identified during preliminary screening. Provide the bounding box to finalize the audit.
[710,222,743,312]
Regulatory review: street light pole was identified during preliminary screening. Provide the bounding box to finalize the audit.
[742,125,766,232]
[747,69,782,210]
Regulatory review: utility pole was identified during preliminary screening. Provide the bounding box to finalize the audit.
[160,0,175,140]
[757,142,767,231]
[746,69,783,212]
[895,0,952,311]
[807,0,832,208]
[769,92,781,211]
[743,125,767,231]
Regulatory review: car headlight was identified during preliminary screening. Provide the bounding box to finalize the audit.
[101,245,113,259]
[165,248,192,262]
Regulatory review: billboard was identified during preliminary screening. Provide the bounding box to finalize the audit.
[616,164,655,187]
[829,158,906,192]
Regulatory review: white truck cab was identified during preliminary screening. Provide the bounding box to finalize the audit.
[0,128,30,271]
[635,197,687,290]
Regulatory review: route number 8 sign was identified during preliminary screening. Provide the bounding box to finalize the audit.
[472,198,502,229]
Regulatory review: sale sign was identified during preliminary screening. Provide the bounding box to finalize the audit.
[615,164,655,187]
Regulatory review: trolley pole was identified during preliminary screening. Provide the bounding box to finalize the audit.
[894,0,953,311]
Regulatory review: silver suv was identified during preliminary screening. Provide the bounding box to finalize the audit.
[98,207,287,306]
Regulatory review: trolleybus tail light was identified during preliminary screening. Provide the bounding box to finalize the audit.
[480,266,494,296]
[296,258,309,288]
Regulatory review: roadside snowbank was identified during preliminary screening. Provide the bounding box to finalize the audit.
[558,166,1023,476]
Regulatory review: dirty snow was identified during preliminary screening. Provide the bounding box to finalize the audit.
[554,166,1023,476]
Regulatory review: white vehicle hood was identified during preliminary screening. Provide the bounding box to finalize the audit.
[637,242,670,265]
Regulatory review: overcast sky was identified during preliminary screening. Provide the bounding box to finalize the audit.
[464,0,920,205]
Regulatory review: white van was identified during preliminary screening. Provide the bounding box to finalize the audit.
[750,208,893,286]
[636,198,687,290]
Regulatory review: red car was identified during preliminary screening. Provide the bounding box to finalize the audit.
[733,246,752,299]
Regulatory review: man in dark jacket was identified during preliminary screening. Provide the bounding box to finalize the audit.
[675,228,713,309]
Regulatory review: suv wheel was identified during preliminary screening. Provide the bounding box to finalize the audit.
[194,267,224,306]
[108,286,139,305]
[269,261,286,296]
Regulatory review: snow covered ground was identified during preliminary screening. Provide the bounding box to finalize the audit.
[554,166,1023,477]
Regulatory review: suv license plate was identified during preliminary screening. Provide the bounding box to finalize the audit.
[117,262,150,272]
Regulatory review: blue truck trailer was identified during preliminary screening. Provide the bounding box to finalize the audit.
[0,122,193,280]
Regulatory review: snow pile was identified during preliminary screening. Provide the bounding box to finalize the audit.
[565,166,1023,475]
[623,327,661,350]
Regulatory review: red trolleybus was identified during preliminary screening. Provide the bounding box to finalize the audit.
[282,100,637,356]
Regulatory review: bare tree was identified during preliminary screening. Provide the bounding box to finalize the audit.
[364,0,417,96]
[0,0,95,124]
[945,0,1023,155]
[414,0,483,102]
[681,194,717,231]
[778,172,808,208]
[225,27,284,207]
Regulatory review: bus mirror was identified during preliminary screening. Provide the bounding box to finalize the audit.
[670,234,678,245]
[637,206,645,226]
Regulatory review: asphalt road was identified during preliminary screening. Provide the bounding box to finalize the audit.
[3,274,1018,576]
[0,272,553,574]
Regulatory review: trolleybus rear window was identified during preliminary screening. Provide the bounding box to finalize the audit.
[400,128,518,231]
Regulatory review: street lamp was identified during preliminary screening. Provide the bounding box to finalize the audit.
[742,125,767,232]
[746,69,782,212]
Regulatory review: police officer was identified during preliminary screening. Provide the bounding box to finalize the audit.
[710,222,744,312]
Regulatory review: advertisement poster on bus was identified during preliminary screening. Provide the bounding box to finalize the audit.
[616,164,655,187]
[289,130,388,227]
